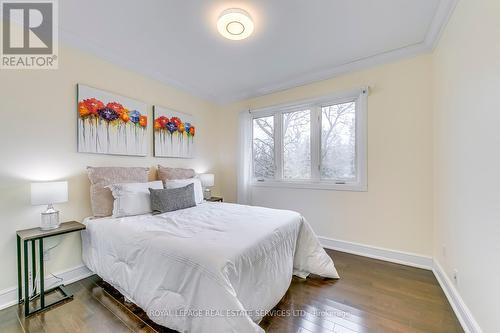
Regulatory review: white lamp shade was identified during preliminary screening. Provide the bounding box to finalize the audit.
[199,174,215,187]
[31,181,68,205]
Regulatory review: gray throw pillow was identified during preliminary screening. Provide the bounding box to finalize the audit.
[149,183,196,214]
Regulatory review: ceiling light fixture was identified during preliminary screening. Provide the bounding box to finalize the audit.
[217,8,254,40]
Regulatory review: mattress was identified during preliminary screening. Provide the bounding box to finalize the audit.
[82,202,339,333]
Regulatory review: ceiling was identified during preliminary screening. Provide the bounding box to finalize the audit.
[60,0,456,104]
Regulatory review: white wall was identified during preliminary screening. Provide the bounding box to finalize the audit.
[433,0,500,331]
[218,55,434,257]
[0,45,221,293]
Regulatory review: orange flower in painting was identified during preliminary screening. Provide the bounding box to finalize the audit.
[78,101,91,117]
[118,107,129,122]
[121,112,130,123]
[178,122,185,133]
[83,98,104,115]
[154,120,161,130]
[139,115,147,127]
[189,126,195,136]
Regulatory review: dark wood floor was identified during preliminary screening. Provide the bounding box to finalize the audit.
[0,250,464,333]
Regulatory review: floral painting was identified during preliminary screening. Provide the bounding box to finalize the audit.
[77,84,148,156]
[153,106,196,158]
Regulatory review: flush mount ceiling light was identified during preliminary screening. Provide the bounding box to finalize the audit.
[217,8,254,40]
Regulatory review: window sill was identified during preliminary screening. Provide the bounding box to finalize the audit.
[251,180,367,192]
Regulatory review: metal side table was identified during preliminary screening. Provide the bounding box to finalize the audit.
[16,221,86,316]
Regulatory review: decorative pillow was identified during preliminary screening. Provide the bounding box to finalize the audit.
[108,181,163,218]
[163,178,203,204]
[149,184,196,214]
[157,165,195,181]
[87,167,149,217]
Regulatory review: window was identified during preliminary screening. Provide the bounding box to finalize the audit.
[283,110,311,179]
[251,88,367,191]
[252,116,275,179]
[321,102,356,181]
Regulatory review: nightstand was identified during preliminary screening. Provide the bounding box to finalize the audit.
[16,221,86,316]
[205,196,223,202]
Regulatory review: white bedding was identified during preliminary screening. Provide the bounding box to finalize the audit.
[82,202,339,333]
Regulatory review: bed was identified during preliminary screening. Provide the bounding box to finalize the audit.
[82,201,339,333]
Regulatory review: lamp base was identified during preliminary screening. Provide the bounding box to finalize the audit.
[41,205,61,230]
[203,188,212,200]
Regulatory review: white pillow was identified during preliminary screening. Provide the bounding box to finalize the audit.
[163,178,203,204]
[108,181,164,217]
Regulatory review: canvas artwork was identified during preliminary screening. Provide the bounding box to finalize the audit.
[77,84,148,156]
[153,106,196,158]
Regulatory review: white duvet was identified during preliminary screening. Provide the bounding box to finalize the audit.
[82,202,339,333]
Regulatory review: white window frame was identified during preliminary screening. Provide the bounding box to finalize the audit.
[251,87,368,191]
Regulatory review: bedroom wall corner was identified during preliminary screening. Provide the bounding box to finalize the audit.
[431,0,500,331]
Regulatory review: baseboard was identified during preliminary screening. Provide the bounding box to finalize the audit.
[319,236,434,270]
[0,264,93,311]
[319,236,483,333]
[433,260,483,333]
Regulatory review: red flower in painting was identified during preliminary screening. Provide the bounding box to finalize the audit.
[170,117,181,127]
[157,116,169,128]
[106,102,125,116]
[189,126,195,137]
[139,115,147,127]
[82,98,104,115]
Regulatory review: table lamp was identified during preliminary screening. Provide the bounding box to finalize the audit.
[31,181,68,230]
[199,174,215,200]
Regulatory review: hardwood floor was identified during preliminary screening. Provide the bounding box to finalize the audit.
[0,250,464,333]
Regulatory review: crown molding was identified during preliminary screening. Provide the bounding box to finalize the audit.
[60,0,458,106]
[423,0,459,50]
[217,0,459,104]
[219,41,428,104]
[59,30,219,104]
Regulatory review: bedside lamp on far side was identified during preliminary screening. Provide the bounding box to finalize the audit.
[31,181,68,230]
[199,173,215,200]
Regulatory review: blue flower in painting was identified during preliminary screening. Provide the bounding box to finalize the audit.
[97,107,119,122]
[184,122,191,133]
[166,121,177,134]
[129,110,141,124]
